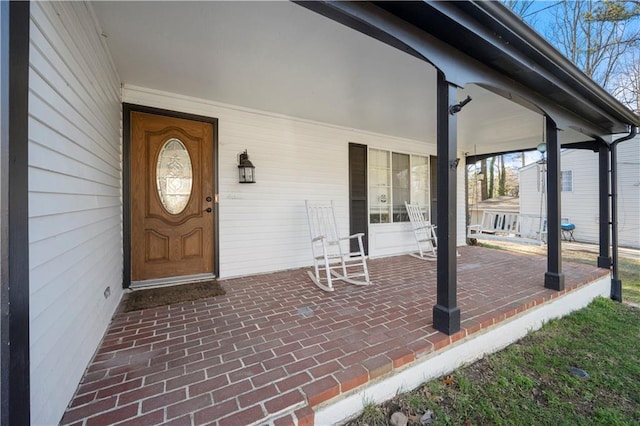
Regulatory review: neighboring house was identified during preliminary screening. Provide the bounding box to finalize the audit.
[468,195,520,228]
[1,2,638,424]
[519,141,640,248]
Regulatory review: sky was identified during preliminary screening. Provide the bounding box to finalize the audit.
[497,1,639,168]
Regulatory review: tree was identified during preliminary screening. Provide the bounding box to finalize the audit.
[505,166,520,197]
[488,156,496,198]
[505,1,640,99]
[502,0,539,24]
[481,159,488,200]
[498,155,507,196]
[585,0,640,22]
[548,0,638,88]
[585,1,640,110]
[610,50,640,112]
[468,156,521,204]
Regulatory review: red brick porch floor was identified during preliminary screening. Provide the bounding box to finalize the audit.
[61,246,608,426]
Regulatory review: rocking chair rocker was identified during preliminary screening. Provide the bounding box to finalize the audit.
[305,200,371,292]
[405,202,438,260]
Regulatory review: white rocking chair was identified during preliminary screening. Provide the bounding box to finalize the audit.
[405,202,438,261]
[305,200,371,292]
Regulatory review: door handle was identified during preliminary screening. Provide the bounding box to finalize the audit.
[204,207,212,213]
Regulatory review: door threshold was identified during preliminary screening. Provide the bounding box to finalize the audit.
[130,273,216,290]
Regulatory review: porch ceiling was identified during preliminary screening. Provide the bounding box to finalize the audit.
[92,1,589,155]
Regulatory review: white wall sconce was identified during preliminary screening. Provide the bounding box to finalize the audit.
[238,150,256,184]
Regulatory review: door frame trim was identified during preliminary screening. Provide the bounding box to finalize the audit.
[122,103,219,289]
[1,2,31,423]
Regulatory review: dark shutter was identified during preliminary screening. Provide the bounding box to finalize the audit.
[349,143,368,254]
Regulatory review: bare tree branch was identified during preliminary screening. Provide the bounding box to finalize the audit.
[504,0,640,93]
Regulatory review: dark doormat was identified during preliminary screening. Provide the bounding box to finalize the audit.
[124,280,226,312]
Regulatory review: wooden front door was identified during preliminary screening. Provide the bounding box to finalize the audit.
[131,112,215,282]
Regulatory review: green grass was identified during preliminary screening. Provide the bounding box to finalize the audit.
[619,259,640,305]
[560,254,640,305]
[346,298,640,425]
[476,242,640,305]
[359,400,386,426]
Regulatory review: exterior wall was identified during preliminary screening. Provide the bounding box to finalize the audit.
[29,3,122,424]
[519,144,640,248]
[616,140,640,248]
[519,162,546,219]
[556,150,600,243]
[123,86,467,278]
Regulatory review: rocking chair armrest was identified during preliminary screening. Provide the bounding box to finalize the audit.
[338,233,365,241]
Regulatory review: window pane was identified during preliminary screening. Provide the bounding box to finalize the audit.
[561,170,573,192]
[369,149,391,223]
[392,153,410,222]
[410,155,429,213]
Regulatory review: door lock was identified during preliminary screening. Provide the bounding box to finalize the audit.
[206,196,212,202]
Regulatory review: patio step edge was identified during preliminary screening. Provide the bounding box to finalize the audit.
[312,275,610,425]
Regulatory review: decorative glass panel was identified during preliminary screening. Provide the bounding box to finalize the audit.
[156,138,193,214]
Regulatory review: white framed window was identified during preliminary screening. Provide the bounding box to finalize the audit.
[537,168,573,192]
[561,170,573,192]
[368,148,429,223]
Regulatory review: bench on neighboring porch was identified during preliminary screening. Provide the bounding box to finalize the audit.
[467,210,547,245]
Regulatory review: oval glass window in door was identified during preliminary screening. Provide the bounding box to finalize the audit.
[156,138,193,214]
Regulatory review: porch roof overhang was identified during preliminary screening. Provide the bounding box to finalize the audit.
[298,1,640,139]
[91,1,639,156]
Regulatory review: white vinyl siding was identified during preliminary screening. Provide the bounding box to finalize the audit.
[29,3,122,425]
[520,146,640,249]
[123,86,468,271]
[519,163,546,217]
[557,152,600,244]
[616,141,640,248]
